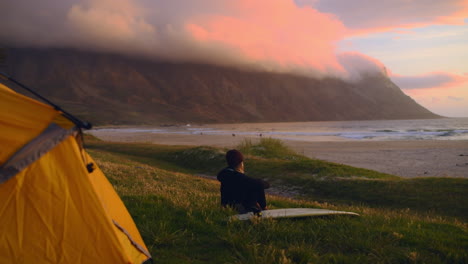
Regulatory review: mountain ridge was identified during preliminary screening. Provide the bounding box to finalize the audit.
[1,47,440,125]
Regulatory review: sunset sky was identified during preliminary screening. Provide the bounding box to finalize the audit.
[1,0,467,117]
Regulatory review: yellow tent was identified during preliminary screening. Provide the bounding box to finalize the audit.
[0,81,152,263]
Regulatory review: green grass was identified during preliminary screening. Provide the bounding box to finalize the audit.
[85,136,468,263]
[238,138,298,159]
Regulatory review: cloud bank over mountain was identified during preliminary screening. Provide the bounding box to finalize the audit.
[1,0,465,89]
[0,0,383,80]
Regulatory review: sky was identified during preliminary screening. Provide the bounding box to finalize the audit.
[1,0,467,117]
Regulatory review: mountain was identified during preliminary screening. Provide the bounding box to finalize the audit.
[1,48,440,125]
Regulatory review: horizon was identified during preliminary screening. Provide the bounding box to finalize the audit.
[1,0,467,117]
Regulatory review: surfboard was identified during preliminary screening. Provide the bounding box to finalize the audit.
[231,208,359,221]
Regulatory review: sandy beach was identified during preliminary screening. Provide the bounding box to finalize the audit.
[89,129,468,178]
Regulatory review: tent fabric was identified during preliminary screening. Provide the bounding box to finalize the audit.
[0,83,151,263]
[0,123,76,184]
[85,150,151,262]
[0,83,61,164]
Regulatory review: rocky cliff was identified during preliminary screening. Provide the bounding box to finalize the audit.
[2,48,440,125]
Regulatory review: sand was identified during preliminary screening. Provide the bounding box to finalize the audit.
[89,130,468,178]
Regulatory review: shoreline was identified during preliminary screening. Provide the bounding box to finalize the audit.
[88,130,468,178]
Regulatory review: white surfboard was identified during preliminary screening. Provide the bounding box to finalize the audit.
[231,208,359,221]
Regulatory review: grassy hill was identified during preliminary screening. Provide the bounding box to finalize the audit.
[85,136,467,263]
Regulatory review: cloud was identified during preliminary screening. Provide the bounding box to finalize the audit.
[0,0,74,46]
[336,52,387,80]
[2,0,364,78]
[184,0,347,77]
[306,0,468,35]
[448,96,464,101]
[2,0,467,82]
[391,72,468,90]
[66,0,158,53]
[11,0,457,82]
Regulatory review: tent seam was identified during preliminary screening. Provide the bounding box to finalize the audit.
[112,219,152,260]
[0,123,76,184]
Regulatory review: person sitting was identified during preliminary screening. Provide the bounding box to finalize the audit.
[217,149,270,214]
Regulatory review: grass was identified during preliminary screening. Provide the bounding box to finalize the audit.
[85,136,468,263]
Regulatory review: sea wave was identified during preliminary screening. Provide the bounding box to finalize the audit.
[91,118,468,141]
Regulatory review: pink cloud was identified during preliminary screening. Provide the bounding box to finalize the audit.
[391,72,468,90]
[2,0,444,81]
[2,0,357,77]
[185,0,347,76]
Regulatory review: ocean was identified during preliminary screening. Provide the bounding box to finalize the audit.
[94,118,468,142]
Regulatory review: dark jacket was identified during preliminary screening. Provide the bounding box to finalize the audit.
[217,167,270,211]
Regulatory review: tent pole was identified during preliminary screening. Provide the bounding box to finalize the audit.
[0,72,92,129]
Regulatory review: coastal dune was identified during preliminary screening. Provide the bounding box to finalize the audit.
[88,130,468,178]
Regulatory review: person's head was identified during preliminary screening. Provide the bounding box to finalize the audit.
[226,149,244,170]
